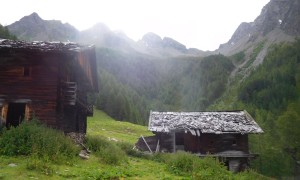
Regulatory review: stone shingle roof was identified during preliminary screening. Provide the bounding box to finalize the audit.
[149,110,264,135]
[0,39,92,52]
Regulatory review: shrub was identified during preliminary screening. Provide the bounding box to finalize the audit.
[0,120,79,164]
[165,151,195,175]
[192,156,232,179]
[85,135,127,165]
[153,151,233,179]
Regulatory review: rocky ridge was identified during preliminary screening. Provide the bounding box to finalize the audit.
[6,13,205,57]
[218,0,299,56]
[7,12,79,42]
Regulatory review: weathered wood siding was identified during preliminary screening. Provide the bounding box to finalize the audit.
[0,53,60,127]
[183,133,249,154]
[56,53,91,133]
[158,132,176,152]
[0,41,98,133]
[77,48,98,92]
[154,132,249,154]
[135,135,158,152]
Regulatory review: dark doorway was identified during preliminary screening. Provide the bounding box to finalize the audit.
[175,132,184,151]
[6,103,26,128]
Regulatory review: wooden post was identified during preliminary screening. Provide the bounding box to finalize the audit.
[141,135,152,153]
[155,139,160,153]
[172,132,176,152]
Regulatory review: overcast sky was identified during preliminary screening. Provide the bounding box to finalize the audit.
[0,0,270,51]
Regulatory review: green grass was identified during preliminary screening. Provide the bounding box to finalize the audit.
[0,109,270,179]
[0,110,182,179]
[87,110,153,144]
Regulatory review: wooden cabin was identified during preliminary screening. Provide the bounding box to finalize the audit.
[0,39,98,133]
[136,110,264,172]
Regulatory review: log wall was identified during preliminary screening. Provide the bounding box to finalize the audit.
[0,46,97,133]
[197,133,249,154]
[180,133,249,154]
[152,132,249,154]
[0,53,60,127]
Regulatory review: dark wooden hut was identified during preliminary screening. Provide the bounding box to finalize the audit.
[136,110,264,172]
[0,39,98,133]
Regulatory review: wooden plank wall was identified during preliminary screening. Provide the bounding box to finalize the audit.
[58,53,89,133]
[157,132,249,154]
[0,52,60,128]
[77,48,98,91]
[0,49,96,133]
[195,133,249,154]
[135,135,158,152]
[158,132,176,152]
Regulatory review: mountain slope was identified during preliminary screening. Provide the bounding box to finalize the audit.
[7,12,79,41]
[7,13,206,57]
[137,32,208,57]
[218,0,299,56]
[211,40,300,178]
[95,48,234,125]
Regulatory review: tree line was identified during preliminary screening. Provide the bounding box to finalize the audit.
[212,40,300,178]
[0,24,17,40]
[94,48,234,125]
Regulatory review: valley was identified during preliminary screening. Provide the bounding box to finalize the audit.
[0,0,300,178]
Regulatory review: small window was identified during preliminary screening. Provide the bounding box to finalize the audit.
[232,140,237,146]
[23,66,30,77]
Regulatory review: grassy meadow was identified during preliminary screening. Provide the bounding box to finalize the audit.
[0,110,270,179]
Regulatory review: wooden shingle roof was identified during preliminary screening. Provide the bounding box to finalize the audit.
[0,39,93,52]
[149,110,264,135]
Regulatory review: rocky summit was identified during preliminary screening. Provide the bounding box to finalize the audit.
[218,0,300,56]
[7,12,79,42]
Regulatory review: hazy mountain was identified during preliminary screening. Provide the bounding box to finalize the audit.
[137,32,209,57]
[138,33,187,53]
[77,23,144,56]
[218,0,299,56]
[7,12,79,41]
[6,13,205,57]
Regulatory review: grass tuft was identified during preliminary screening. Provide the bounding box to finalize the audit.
[0,120,79,164]
[85,135,127,165]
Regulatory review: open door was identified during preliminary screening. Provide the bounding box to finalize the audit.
[6,103,26,128]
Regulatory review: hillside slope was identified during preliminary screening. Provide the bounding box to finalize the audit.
[218,0,299,56]
[211,40,300,178]
[94,49,234,124]
[217,0,299,83]
[7,12,79,41]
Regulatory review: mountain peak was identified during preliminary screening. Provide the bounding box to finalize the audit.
[162,37,187,53]
[7,12,79,41]
[254,0,300,36]
[21,12,43,24]
[218,0,299,55]
[29,12,40,18]
[141,32,163,48]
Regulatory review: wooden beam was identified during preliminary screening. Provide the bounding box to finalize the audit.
[141,135,152,153]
